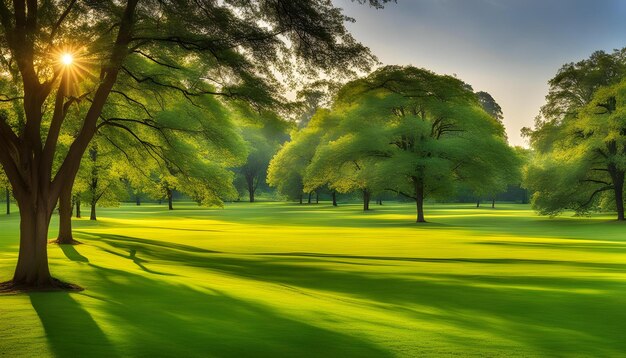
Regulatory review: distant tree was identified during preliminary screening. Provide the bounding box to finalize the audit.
[235,112,290,202]
[523,49,626,220]
[476,91,504,122]
[78,143,127,221]
[267,130,314,203]
[309,66,518,222]
[472,91,519,207]
[304,109,380,211]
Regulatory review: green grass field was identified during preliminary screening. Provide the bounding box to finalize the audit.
[1,202,625,357]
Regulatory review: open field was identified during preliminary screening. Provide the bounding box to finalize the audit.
[1,202,625,357]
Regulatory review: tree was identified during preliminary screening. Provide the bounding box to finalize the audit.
[0,0,385,290]
[526,80,626,220]
[309,66,518,222]
[471,91,520,208]
[235,111,289,202]
[304,110,380,211]
[267,128,314,203]
[523,49,626,220]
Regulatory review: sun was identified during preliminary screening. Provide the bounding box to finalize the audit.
[60,53,74,66]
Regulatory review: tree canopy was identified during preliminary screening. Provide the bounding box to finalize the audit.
[0,0,387,290]
[523,48,626,220]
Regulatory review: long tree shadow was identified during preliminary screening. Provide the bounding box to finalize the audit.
[30,292,120,357]
[56,245,392,357]
[78,233,626,356]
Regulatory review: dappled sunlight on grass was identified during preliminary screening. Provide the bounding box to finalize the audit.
[1,202,626,356]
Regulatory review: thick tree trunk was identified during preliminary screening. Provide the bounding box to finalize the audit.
[75,195,81,219]
[299,194,303,204]
[308,192,312,204]
[363,189,370,211]
[167,188,174,210]
[415,179,426,223]
[332,191,337,207]
[609,168,625,221]
[54,183,79,245]
[136,195,141,206]
[11,201,54,287]
[5,188,9,215]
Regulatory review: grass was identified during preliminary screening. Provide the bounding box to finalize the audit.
[1,201,625,357]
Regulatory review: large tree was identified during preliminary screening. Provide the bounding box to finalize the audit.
[308,66,517,222]
[523,49,626,220]
[0,0,386,290]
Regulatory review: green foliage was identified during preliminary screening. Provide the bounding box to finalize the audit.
[303,66,519,219]
[524,49,626,219]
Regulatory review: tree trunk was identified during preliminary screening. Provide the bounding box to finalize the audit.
[90,201,97,221]
[75,195,81,219]
[308,192,312,204]
[492,196,496,209]
[609,168,625,221]
[363,189,370,211]
[11,201,54,287]
[55,182,79,244]
[332,191,337,207]
[476,200,480,208]
[415,179,426,223]
[315,191,319,204]
[247,177,255,203]
[299,194,303,204]
[167,188,174,210]
[5,188,9,215]
[136,195,141,206]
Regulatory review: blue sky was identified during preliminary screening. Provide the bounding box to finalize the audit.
[336,0,626,145]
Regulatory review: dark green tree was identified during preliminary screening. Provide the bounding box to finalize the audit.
[523,49,626,220]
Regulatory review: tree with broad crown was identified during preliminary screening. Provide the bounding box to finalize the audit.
[525,80,626,220]
[0,0,388,291]
[307,66,518,222]
[523,49,626,220]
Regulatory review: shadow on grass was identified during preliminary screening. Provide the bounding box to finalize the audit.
[56,245,392,357]
[60,244,90,263]
[77,232,626,356]
[30,292,120,358]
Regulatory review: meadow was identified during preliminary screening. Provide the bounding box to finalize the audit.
[1,202,625,357]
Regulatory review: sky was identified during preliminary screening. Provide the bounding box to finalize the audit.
[335,0,626,146]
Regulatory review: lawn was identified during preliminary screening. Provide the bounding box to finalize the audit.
[1,202,625,357]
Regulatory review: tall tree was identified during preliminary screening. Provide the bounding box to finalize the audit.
[0,0,384,290]
[523,49,626,220]
[308,66,518,222]
[526,80,626,219]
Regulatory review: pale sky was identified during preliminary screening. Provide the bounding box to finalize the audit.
[336,0,626,146]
